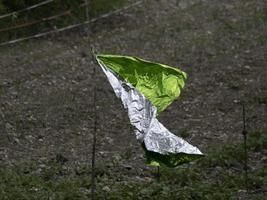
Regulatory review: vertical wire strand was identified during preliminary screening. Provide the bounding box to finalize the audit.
[91,48,97,200]
[85,0,89,24]
[242,103,248,191]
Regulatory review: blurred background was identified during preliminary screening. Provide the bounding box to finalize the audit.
[0,0,130,43]
[0,0,266,199]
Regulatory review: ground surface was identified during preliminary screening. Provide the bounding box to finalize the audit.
[0,0,266,199]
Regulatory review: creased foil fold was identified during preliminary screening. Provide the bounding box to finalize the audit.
[97,58,202,156]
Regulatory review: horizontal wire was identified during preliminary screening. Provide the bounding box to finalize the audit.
[0,10,71,33]
[0,0,143,47]
[0,3,89,33]
[0,0,54,20]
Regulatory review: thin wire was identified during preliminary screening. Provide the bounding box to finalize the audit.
[0,0,55,20]
[91,51,97,200]
[242,103,248,191]
[0,0,143,47]
[0,2,89,33]
[85,0,89,25]
[0,10,71,33]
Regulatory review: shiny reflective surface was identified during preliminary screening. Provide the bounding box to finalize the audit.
[97,57,203,158]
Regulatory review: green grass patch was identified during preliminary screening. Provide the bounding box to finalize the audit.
[0,129,266,199]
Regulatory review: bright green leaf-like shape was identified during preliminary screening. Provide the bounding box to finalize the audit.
[97,54,187,113]
[96,54,203,167]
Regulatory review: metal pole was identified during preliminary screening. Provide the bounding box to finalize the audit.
[157,166,160,182]
[242,103,248,191]
[85,0,89,24]
[90,50,97,200]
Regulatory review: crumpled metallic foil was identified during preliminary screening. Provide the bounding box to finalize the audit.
[97,58,202,157]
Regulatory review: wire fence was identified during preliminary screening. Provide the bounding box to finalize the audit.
[0,0,143,46]
[0,2,90,33]
[0,10,71,33]
[0,0,55,20]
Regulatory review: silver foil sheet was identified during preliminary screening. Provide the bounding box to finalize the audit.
[96,58,203,156]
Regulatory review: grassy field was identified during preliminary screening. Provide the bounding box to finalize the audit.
[0,129,266,199]
[0,0,266,199]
